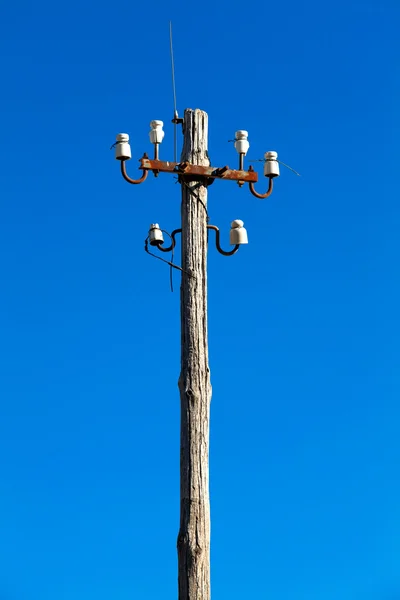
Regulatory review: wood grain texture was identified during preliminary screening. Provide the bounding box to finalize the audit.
[177,109,212,600]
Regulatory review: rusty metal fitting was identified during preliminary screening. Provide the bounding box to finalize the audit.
[248,167,274,198]
[120,159,148,185]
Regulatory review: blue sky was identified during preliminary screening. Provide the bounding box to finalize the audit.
[0,0,399,598]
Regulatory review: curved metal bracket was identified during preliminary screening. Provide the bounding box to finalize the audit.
[207,225,239,256]
[121,160,148,185]
[156,229,182,253]
[249,175,273,199]
[151,226,239,257]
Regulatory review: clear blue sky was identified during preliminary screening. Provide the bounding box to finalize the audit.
[0,0,399,598]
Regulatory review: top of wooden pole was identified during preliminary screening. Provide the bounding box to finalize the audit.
[181,109,210,166]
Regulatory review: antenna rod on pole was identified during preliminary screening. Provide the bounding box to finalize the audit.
[169,21,179,162]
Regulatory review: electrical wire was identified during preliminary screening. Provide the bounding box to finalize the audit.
[144,180,210,292]
[181,180,210,222]
[170,241,175,292]
[144,231,192,292]
[249,157,301,176]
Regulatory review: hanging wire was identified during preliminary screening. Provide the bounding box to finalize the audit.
[170,240,175,292]
[181,180,210,222]
[276,159,301,176]
[144,180,210,292]
[249,157,301,176]
[144,230,192,292]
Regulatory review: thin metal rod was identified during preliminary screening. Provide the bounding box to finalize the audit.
[170,21,178,162]
[174,120,177,164]
[120,161,148,185]
[207,225,240,256]
[249,176,273,199]
[153,144,160,178]
[238,154,245,187]
[170,22,177,118]
[157,228,182,253]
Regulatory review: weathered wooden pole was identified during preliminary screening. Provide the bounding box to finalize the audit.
[177,108,212,600]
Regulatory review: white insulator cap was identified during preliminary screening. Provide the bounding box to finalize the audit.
[115,133,131,160]
[149,120,165,145]
[148,223,164,246]
[234,130,250,156]
[230,220,248,245]
[264,151,280,178]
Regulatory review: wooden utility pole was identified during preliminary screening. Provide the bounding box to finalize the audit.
[177,108,212,600]
[115,105,278,600]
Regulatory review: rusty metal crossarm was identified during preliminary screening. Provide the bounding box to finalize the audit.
[139,157,258,183]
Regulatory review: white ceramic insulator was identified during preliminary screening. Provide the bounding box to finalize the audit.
[149,120,165,145]
[234,130,250,155]
[149,223,164,246]
[231,219,244,229]
[230,220,248,245]
[264,151,280,178]
[115,133,131,160]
